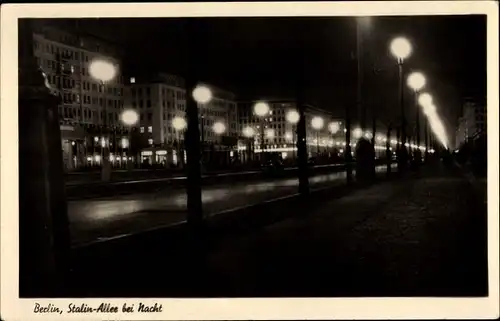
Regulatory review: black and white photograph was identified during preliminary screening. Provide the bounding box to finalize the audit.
[1,1,498,319]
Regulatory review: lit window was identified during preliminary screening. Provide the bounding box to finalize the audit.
[148,126,153,133]
[130,77,136,84]
[140,126,144,133]
[148,138,153,145]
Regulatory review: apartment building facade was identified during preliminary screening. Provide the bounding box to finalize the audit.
[124,73,238,166]
[455,100,487,149]
[32,23,126,171]
[237,100,345,162]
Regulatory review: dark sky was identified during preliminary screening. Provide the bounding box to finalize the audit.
[53,15,486,133]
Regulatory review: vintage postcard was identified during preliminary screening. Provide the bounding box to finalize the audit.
[1,1,498,320]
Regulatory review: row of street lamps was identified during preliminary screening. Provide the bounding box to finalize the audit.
[89,41,448,179]
[389,36,449,169]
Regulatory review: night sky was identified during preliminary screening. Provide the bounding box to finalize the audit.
[52,15,486,135]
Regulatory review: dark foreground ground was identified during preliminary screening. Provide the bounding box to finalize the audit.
[59,162,488,298]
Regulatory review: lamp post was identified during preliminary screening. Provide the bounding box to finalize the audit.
[286,109,300,160]
[407,71,426,165]
[356,17,371,131]
[328,121,340,162]
[192,85,212,167]
[253,101,270,162]
[265,128,275,156]
[120,109,139,171]
[311,116,324,156]
[419,93,434,161]
[385,122,393,175]
[89,58,117,182]
[212,121,226,167]
[390,37,412,172]
[172,116,187,167]
[242,126,255,164]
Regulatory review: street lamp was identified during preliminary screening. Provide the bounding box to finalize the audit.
[311,116,324,155]
[265,128,275,139]
[286,109,300,159]
[120,109,139,170]
[328,121,340,135]
[192,84,213,165]
[390,37,412,62]
[242,126,256,163]
[89,59,117,83]
[192,84,212,104]
[418,92,434,159]
[418,92,433,110]
[390,36,412,171]
[254,101,270,117]
[213,121,226,135]
[253,101,270,161]
[172,116,187,167]
[89,58,117,182]
[212,120,227,165]
[286,110,300,124]
[422,102,436,117]
[407,71,426,163]
[407,71,426,91]
[243,126,255,138]
[353,127,363,139]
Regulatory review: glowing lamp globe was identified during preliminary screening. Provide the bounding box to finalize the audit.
[192,85,212,104]
[423,103,437,116]
[89,59,117,82]
[311,116,324,130]
[353,128,363,139]
[253,102,270,117]
[286,110,300,124]
[213,121,226,135]
[390,37,412,61]
[120,109,139,126]
[265,129,275,138]
[328,121,340,134]
[242,126,255,138]
[407,72,426,92]
[172,116,187,131]
[418,92,433,108]
[121,137,129,148]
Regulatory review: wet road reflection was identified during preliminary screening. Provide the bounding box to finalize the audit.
[69,165,394,246]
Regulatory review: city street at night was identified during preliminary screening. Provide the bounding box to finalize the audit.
[69,162,488,298]
[69,164,395,246]
[5,4,497,320]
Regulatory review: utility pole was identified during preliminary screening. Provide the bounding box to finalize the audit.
[19,20,71,297]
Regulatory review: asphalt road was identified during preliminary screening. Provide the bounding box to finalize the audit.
[69,164,396,246]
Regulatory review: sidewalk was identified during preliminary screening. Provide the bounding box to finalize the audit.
[203,165,488,297]
[66,164,488,298]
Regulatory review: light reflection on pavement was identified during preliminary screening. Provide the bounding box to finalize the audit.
[69,165,395,246]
